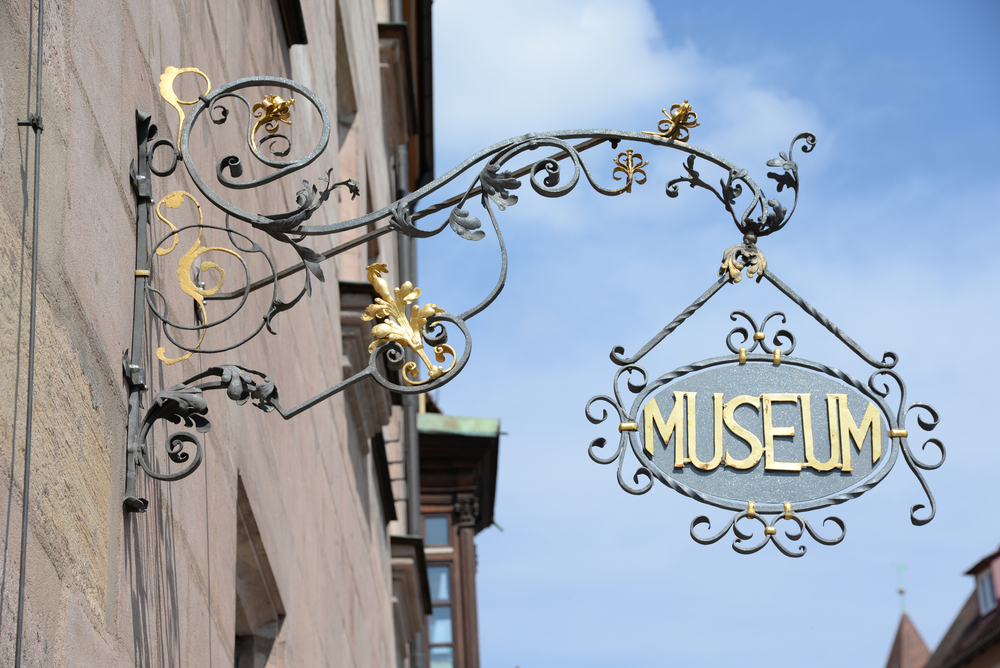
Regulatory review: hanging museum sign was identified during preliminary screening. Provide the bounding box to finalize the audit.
[586,269,942,557]
[123,68,941,557]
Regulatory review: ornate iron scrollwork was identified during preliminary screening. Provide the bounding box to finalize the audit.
[127,67,861,512]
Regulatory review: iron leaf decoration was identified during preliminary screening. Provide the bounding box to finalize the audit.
[153,384,211,432]
[766,151,798,192]
[448,207,485,241]
[719,239,767,283]
[481,163,521,210]
[218,364,277,411]
[388,201,441,238]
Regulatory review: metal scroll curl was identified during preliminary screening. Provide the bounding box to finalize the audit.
[178,76,333,223]
[690,509,846,558]
[148,78,823,365]
[368,313,473,394]
[123,311,471,511]
[124,364,278,511]
[130,81,879,517]
[144,195,281,359]
[726,310,795,357]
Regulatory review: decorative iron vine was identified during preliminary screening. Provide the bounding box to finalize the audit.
[126,66,839,511]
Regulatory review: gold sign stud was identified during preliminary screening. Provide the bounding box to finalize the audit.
[641,100,700,143]
[783,502,793,520]
[738,348,747,364]
[753,332,766,341]
[619,422,639,432]
[890,428,908,438]
[746,501,756,519]
[765,526,777,536]
[773,349,782,365]
[134,269,150,277]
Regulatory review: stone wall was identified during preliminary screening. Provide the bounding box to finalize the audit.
[0,0,404,664]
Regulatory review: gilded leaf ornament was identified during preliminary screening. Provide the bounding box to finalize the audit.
[361,264,456,386]
[159,66,212,146]
[642,100,700,143]
[154,191,243,364]
[720,239,767,283]
[251,95,295,150]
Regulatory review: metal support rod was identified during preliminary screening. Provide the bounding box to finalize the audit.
[202,139,601,302]
[122,111,155,512]
[15,0,44,663]
[204,224,393,301]
[409,137,604,222]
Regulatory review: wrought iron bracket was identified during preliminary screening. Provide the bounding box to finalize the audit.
[17,114,44,133]
[123,66,841,512]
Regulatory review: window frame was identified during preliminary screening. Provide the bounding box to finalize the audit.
[976,569,997,616]
[423,514,451,546]
[427,562,456,667]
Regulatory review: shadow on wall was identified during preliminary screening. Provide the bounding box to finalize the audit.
[125,482,183,668]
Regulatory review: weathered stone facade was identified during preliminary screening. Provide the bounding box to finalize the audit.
[0,0,431,665]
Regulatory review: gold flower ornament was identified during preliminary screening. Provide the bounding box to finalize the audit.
[251,95,295,149]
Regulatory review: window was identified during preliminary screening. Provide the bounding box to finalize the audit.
[234,477,285,667]
[427,565,454,668]
[977,569,997,616]
[425,516,449,546]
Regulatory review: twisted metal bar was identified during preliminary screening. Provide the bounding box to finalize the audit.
[764,269,897,369]
[610,276,728,366]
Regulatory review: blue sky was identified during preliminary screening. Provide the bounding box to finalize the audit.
[422,2,999,666]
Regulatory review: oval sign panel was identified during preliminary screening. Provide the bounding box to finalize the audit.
[634,363,890,510]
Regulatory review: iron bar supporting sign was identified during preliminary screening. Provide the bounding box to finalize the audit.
[124,67,941,551]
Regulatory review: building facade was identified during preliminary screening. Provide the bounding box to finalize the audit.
[0,0,501,666]
[884,545,1000,668]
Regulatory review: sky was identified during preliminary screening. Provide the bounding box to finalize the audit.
[420,2,1000,667]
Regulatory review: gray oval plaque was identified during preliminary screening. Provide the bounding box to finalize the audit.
[633,363,890,508]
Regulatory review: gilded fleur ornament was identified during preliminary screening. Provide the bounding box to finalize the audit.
[642,100,700,143]
[362,264,457,386]
[612,149,649,194]
[251,94,295,149]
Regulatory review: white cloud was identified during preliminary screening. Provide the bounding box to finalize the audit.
[433,0,827,172]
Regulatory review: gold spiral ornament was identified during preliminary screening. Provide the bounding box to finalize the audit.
[153,191,243,364]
